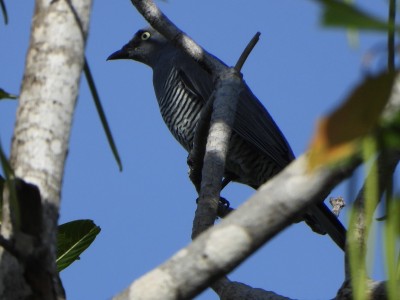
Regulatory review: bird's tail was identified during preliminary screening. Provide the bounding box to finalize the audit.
[304,202,346,251]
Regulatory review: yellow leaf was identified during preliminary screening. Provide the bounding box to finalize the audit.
[308,71,396,170]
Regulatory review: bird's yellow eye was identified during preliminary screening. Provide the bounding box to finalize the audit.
[141,32,151,40]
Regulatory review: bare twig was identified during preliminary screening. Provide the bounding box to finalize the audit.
[235,32,261,72]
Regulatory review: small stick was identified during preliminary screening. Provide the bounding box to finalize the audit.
[235,32,261,72]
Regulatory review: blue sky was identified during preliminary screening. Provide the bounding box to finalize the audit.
[0,1,394,299]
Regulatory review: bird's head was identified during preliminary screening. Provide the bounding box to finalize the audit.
[107,27,167,67]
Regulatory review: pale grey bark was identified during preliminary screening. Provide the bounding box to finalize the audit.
[112,155,357,300]
[10,0,92,239]
[192,70,242,238]
[0,0,92,299]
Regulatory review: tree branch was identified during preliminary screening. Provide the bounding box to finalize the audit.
[0,0,93,299]
[234,32,261,72]
[112,154,359,300]
[191,69,242,238]
[130,0,225,76]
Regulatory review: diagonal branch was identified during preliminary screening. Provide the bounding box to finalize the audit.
[112,154,359,300]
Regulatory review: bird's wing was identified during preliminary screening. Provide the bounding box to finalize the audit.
[234,87,295,168]
[175,56,214,102]
[177,54,294,168]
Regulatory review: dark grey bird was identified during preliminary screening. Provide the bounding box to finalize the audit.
[108,27,346,250]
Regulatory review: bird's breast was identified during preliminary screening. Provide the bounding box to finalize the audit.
[153,67,282,187]
[156,68,203,151]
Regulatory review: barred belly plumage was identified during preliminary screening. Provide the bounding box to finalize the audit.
[157,69,279,187]
[158,67,202,152]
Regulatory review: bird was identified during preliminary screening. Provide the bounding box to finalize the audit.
[107,27,346,250]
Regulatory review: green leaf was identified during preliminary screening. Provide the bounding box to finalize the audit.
[0,0,8,25]
[314,0,393,32]
[56,219,101,272]
[0,88,17,100]
[84,57,123,171]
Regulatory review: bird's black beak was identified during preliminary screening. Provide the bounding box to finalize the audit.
[107,48,129,61]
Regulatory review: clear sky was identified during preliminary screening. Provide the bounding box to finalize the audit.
[0,1,394,299]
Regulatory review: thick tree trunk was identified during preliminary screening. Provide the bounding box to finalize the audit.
[0,0,92,299]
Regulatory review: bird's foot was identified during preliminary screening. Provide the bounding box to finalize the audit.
[218,197,233,218]
[195,196,233,218]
